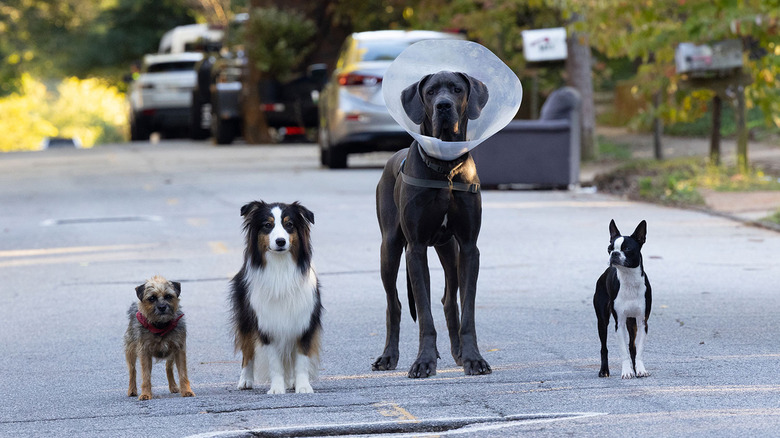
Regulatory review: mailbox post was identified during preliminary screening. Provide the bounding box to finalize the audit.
[675,39,750,170]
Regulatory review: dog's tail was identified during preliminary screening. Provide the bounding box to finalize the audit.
[406,272,417,321]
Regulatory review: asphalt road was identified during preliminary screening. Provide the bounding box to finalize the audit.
[1,140,779,437]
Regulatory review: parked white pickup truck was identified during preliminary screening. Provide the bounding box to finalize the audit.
[128,52,203,140]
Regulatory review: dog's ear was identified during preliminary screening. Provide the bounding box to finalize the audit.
[170,281,181,297]
[609,219,621,241]
[135,283,146,300]
[631,220,647,246]
[457,73,489,120]
[401,74,431,125]
[240,201,264,217]
[291,201,315,225]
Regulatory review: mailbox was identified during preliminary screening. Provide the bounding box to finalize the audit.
[675,39,743,78]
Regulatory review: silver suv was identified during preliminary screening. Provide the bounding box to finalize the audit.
[129,52,203,140]
[318,30,465,168]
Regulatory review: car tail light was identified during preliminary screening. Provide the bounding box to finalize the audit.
[261,103,285,112]
[338,73,382,86]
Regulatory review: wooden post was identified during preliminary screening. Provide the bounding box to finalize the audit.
[652,91,663,160]
[735,85,748,173]
[710,95,722,166]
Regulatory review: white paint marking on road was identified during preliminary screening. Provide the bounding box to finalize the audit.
[182,412,608,438]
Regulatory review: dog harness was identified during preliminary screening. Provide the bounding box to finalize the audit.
[136,312,184,336]
[398,147,480,193]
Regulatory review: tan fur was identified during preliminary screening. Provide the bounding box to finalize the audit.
[124,275,194,400]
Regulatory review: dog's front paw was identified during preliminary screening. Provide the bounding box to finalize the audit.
[463,357,492,376]
[295,383,314,394]
[621,360,635,379]
[128,388,137,397]
[267,383,286,394]
[237,369,254,390]
[635,361,649,378]
[408,358,437,378]
[598,368,610,378]
[169,384,180,394]
[372,354,398,371]
[182,390,195,397]
[138,393,152,401]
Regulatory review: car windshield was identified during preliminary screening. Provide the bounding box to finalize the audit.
[146,62,197,73]
[357,41,416,62]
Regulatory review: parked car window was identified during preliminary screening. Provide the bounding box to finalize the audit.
[146,62,198,73]
[357,41,411,62]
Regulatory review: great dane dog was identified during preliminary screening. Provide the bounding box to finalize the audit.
[373,71,491,378]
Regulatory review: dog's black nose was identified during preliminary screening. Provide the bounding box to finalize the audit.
[156,304,168,313]
[436,101,452,111]
[275,238,286,247]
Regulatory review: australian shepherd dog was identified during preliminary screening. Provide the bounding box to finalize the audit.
[230,201,322,394]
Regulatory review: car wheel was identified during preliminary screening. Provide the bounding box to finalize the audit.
[213,116,237,145]
[130,114,151,141]
[326,145,347,169]
[189,92,210,140]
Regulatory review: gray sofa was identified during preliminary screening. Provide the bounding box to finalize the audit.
[471,86,581,189]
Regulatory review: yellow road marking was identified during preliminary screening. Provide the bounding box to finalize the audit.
[373,402,418,422]
[208,241,229,254]
[0,243,156,258]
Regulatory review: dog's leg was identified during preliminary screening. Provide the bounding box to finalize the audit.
[616,318,635,379]
[458,242,491,375]
[627,317,638,371]
[237,337,255,390]
[264,344,286,394]
[595,309,610,377]
[138,352,153,400]
[293,352,314,393]
[126,344,138,397]
[406,243,439,378]
[373,229,405,371]
[634,319,649,377]
[166,358,179,393]
[435,238,462,365]
[174,349,195,397]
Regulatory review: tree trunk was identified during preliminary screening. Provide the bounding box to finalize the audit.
[652,91,664,160]
[566,28,597,161]
[735,85,748,173]
[710,95,722,166]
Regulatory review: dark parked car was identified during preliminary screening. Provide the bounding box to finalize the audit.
[190,36,327,144]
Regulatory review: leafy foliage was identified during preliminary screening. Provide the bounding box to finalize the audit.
[579,0,780,130]
[0,75,127,152]
[243,7,317,80]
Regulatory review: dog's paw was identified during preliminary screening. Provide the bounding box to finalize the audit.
[598,368,610,378]
[463,358,492,376]
[408,358,437,378]
[237,371,254,390]
[127,388,137,397]
[295,383,314,394]
[372,354,398,371]
[182,390,195,397]
[138,393,152,401]
[169,385,180,394]
[267,383,286,394]
[621,360,635,379]
[635,362,649,378]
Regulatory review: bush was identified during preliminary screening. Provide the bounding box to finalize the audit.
[0,74,127,152]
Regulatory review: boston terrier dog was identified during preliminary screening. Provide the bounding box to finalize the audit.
[593,220,652,379]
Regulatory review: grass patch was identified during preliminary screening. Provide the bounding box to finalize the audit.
[595,136,633,161]
[595,158,780,207]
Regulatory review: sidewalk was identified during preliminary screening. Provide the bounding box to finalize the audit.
[583,126,780,226]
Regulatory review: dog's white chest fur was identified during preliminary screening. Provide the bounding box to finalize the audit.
[244,253,318,340]
[613,266,646,320]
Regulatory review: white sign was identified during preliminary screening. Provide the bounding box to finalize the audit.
[522,28,568,62]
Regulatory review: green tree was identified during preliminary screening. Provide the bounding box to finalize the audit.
[580,0,780,168]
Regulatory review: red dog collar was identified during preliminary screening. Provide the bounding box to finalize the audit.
[136,311,183,336]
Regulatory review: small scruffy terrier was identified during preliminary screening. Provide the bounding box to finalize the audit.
[124,275,195,400]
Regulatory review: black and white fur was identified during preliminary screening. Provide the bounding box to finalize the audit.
[593,220,652,379]
[230,201,322,394]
